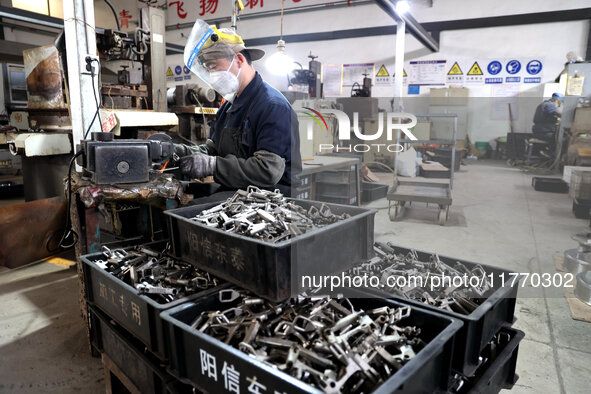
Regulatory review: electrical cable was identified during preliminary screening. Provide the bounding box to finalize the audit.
[46,150,84,252]
[103,0,121,30]
[84,59,102,139]
[48,58,104,252]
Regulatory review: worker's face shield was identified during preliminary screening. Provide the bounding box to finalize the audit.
[184,20,240,101]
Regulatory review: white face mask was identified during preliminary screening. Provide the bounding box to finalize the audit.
[209,57,242,102]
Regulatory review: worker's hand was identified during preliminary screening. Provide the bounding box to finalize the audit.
[179,152,217,179]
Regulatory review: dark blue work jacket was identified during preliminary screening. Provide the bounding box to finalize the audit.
[211,72,302,193]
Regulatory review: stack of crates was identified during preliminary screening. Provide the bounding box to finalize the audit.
[314,164,359,205]
[79,197,523,394]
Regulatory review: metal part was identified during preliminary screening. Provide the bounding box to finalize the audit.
[564,233,591,274]
[192,289,424,392]
[95,244,220,303]
[575,271,591,306]
[191,186,350,243]
[346,243,494,315]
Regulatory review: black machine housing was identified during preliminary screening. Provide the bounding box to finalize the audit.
[78,132,174,185]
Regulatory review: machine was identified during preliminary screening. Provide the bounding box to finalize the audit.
[77,132,176,184]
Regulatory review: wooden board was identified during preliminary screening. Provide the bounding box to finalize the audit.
[102,353,141,394]
[0,197,67,268]
[553,254,591,323]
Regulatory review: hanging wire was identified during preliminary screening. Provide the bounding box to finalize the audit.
[280,0,284,40]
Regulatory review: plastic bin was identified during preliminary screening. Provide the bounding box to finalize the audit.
[315,166,357,184]
[161,292,463,394]
[81,246,226,360]
[573,198,591,219]
[532,177,569,193]
[315,193,358,206]
[165,199,375,302]
[462,326,524,393]
[362,244,519,377]
[431,148,462,171]
[89,305,190,394]
[570,170,591,199]
[315,181,357,197]
[361,182,388,203]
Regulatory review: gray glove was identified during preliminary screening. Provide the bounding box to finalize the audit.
[179,152,217,179]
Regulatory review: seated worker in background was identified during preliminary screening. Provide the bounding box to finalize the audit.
[532,92,563,143]
[174,20,301,199]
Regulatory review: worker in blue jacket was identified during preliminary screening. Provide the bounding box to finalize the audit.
[532,92,563,142]
[174,21,301,198]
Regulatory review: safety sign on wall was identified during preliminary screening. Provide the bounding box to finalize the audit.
[183,65,192,80]
[375,64,391,86]
[443,59,544,85]
[408,60,446,86]
[446,62,464,84]
[484,59,543,84]
[374,64,407,86]
[465,62,484,84]
[166,66,174,81]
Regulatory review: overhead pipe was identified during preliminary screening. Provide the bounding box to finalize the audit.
[374,0,439,52]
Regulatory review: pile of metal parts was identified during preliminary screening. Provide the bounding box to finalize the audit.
[344,242,494,315]
[191,186,350,243]
[96,245,221,303]
[191,288,425,393]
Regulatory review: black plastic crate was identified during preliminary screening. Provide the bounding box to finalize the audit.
[161,292,463,394]
[315,181,357,197]
[572,198,591,219]
[531,177,569,193]
[89,305,192,394]
[430,148,462,171]
[315,166,357,184]
[315,193,358,206]
[362,182,388,203]
[462,326,524,393]
[420,166,451,178]
[165,199,375,302]
[363,244,519,377]
[81,246,226,361]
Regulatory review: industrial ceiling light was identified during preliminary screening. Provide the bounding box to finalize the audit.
[395,0,410,14]
[266,0,295,75]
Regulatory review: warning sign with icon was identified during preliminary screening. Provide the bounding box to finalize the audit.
[446,61,464,84]
[375,64,391,85]
[166,66,174,81]
[374,64,406,86]
[376,65,389,77]
[465,61,484,84]
[468,62,483,75]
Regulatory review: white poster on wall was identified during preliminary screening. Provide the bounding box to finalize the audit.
[342,63,375,87]
[322,64,343,96]
[491,84,520,120]
[408,60,446,86]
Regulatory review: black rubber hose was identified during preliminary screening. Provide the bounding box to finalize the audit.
[104,0,121,30]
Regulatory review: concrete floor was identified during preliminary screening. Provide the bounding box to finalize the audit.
[0,160,589,393]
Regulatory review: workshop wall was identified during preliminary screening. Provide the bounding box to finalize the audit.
[164,0,590,142]
[0,0,588,142]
